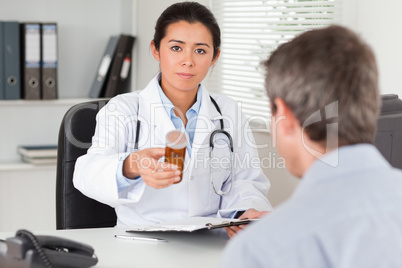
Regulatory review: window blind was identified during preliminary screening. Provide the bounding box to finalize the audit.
[205,0,341,124]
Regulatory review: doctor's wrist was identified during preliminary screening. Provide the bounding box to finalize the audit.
[123,153,140,179]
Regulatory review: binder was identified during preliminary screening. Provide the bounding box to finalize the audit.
[89,35,119,98]
[0,21,4,99]
[20,23,41,100]
[104,34,135,98]
[3,21,21,100]
[41,23,58,99]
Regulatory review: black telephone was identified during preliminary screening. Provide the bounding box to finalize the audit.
[0,229,98,268]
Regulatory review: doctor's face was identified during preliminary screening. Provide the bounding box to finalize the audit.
[151,20,219,95]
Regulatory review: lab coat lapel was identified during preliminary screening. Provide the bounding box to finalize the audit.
[138,78,175,148]
[187,88,223,177]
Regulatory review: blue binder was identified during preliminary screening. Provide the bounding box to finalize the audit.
[3,21,21,100]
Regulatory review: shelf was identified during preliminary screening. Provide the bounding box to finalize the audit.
[0,99,96,163]
[0,98,107,107]
[0,161,56,172]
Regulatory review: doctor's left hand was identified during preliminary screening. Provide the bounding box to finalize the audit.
[224,209,270,239]
[123,148,181,189]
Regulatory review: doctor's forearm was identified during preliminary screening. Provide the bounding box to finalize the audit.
[123,153,140,179]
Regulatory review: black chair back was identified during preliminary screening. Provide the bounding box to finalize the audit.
[56,100,117,229]
[375,94,402,170]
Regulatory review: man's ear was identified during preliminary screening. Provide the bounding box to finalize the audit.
[273,98,300,135]
[150,40,160,61]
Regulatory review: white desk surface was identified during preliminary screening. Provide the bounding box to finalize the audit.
[0,227,229,268]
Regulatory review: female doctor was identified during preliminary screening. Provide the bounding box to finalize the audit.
[73,1,272,238]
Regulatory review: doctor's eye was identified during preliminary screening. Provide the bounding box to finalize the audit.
[171,46,182,52]
[195,48,206,54]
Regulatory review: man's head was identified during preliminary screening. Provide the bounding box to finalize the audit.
[264,25,380,176]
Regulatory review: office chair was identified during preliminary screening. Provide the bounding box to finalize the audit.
[374,94,402,170]
[56,99,117,229]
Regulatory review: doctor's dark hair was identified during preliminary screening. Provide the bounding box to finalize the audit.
[264,25,379,146]
[153,1,221,59]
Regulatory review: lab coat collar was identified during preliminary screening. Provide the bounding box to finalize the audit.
[198,83,223,122]
[138,76,175,147]
[137,74,223,149]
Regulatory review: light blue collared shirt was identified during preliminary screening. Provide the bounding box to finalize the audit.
[220,144,402,267]
[157,81,202,157]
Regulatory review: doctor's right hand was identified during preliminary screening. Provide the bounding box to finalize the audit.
[123,148,181,189]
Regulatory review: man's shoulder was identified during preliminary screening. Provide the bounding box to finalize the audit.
[220,203,321,267]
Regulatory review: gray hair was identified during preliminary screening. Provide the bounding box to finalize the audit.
[264,25,380,145]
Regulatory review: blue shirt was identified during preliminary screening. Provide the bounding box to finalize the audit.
[156,81,201,157]
[219,144,402,267]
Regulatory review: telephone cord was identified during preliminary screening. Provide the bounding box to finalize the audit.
[16,229,53,268]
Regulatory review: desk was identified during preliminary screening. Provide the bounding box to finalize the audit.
[0,227,229,268]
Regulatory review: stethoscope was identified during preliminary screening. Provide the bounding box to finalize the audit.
[133,96,234,196]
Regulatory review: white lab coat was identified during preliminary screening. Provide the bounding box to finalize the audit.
[74,75,272,227]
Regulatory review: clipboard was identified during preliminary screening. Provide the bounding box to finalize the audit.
[205,219,253,229]
[126,217,256,233]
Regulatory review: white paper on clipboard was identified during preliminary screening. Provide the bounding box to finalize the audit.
[126,217,256,233]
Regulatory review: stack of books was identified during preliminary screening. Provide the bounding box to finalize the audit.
[17,145,57,165]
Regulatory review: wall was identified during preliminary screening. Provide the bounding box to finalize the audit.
[341,0,402,97]
[134,0,209,90]
[253,131,299,207]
